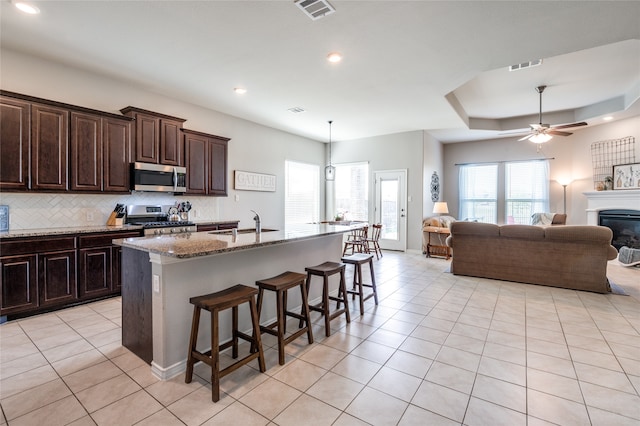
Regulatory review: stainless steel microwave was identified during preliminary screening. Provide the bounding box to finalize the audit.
[130,162,187,193]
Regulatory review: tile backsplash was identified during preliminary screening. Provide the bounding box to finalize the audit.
[0,192,220,230]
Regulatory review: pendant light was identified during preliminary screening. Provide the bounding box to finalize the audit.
[325,120,335,181]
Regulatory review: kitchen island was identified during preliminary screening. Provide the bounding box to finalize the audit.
[114,223,363,380]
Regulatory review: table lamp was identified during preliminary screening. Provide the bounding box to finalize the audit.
[433,202,449,215]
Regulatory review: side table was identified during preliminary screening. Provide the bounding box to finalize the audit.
[424,226,451,259]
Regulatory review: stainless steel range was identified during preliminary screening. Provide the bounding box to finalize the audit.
[125,204,197,236]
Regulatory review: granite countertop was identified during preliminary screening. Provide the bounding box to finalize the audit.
[0,220,240,239]
[0,224,145,239]
[114,223,364,259]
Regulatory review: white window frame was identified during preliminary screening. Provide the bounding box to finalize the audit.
[334,162,369,221]
[505,160,549,224]
[459,164,498,223]
[285,160,320,224]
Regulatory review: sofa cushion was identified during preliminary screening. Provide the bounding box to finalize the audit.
[500,224,545,240]
[544,225,612,243]
[449,221,498,237]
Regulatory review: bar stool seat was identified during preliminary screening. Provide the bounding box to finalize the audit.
[304,261,351,337]
[185,284,265,402]
[340,253,379,315]
[255,271,314,365]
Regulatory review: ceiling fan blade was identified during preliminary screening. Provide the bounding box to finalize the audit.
[518,134,533,141]
[551,122,588,130]
[547,130,572,137]
[499,129,529,135]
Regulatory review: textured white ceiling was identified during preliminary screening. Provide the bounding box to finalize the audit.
[1,1,639,143]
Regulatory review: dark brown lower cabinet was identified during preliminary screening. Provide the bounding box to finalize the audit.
[79,247,111,299]
[0,254,37,315]
[39,249,77,308]
[0,229,142,318]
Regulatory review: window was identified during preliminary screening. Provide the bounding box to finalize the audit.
[335,162,369,221]
[458,160,549,224]
[505,161,549,224]
[285,160,319,224]
[459,164,498,223]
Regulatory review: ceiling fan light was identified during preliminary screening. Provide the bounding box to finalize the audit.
[529,133,552,144]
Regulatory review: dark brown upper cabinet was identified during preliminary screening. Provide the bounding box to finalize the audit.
[71,112,102,191]
[31,103,69,191]
[70,112,132,193]
[0,96,31,190]
[183,129,229,196]
[103,116,132,192]
[120,107,186,166]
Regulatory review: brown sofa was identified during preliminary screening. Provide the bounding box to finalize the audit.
[446,222,618,293]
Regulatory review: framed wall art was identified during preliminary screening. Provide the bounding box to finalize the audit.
[613,163,640,190]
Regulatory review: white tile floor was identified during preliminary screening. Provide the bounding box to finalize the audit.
[1,252,639,425]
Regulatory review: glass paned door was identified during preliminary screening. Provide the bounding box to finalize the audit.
[374,170,407,251]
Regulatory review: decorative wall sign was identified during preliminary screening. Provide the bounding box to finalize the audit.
[613,163,640,190]
[234,170,276,192]
[430,172,440,202]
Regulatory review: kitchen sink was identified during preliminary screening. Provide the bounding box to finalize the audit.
[210,228,278,235]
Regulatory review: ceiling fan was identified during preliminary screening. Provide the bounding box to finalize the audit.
[516,85,588,143]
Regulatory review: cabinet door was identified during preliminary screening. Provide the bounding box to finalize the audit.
[39,250,77,307]
[208,138,228,196]
[0,254,38,315]
[79,247,111,298]
[160,119,182,166]
[31,104,69,190]
[134,113,160,164]
[70,112,102,191]
[0,96,30,190]
[184,133,207,194]
[103,117,131,192]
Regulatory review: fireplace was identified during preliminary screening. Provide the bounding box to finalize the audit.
[598,209,640,250]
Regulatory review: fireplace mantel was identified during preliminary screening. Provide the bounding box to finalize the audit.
[583,189,640,225]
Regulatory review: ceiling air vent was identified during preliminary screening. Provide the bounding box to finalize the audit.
[294,0,335,21]
[508,59,543,72]
[288,107,306,114]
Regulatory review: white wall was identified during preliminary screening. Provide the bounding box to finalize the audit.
[423,131,444,216]
[442,116,640,224]
[0,49,325,230]
[331,130,425,252]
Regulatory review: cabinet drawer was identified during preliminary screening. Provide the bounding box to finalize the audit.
[79,231,141,248]
[0,236,76,257]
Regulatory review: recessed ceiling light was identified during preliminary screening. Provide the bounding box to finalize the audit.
[327,52,342,63]
[603,116,614,121]
[14,1,40,14]
[234,87,247,95]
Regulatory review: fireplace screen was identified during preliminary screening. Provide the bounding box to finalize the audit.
[599,210,640,250]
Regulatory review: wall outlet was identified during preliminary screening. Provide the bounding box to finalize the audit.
[86,211,94,222]
[153,275,160,293]
[235,194,240,202]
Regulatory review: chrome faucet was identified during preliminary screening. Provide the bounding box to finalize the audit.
[250,210,261,233]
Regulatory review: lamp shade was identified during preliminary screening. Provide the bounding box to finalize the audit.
[433,202,449,214]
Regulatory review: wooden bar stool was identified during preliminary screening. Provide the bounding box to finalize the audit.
[254,271,314,365]
[304,261,351,337]
[340,253,379,315]
[185,284,266,402]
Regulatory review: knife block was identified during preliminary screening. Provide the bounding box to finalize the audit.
[106,212,124,226]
